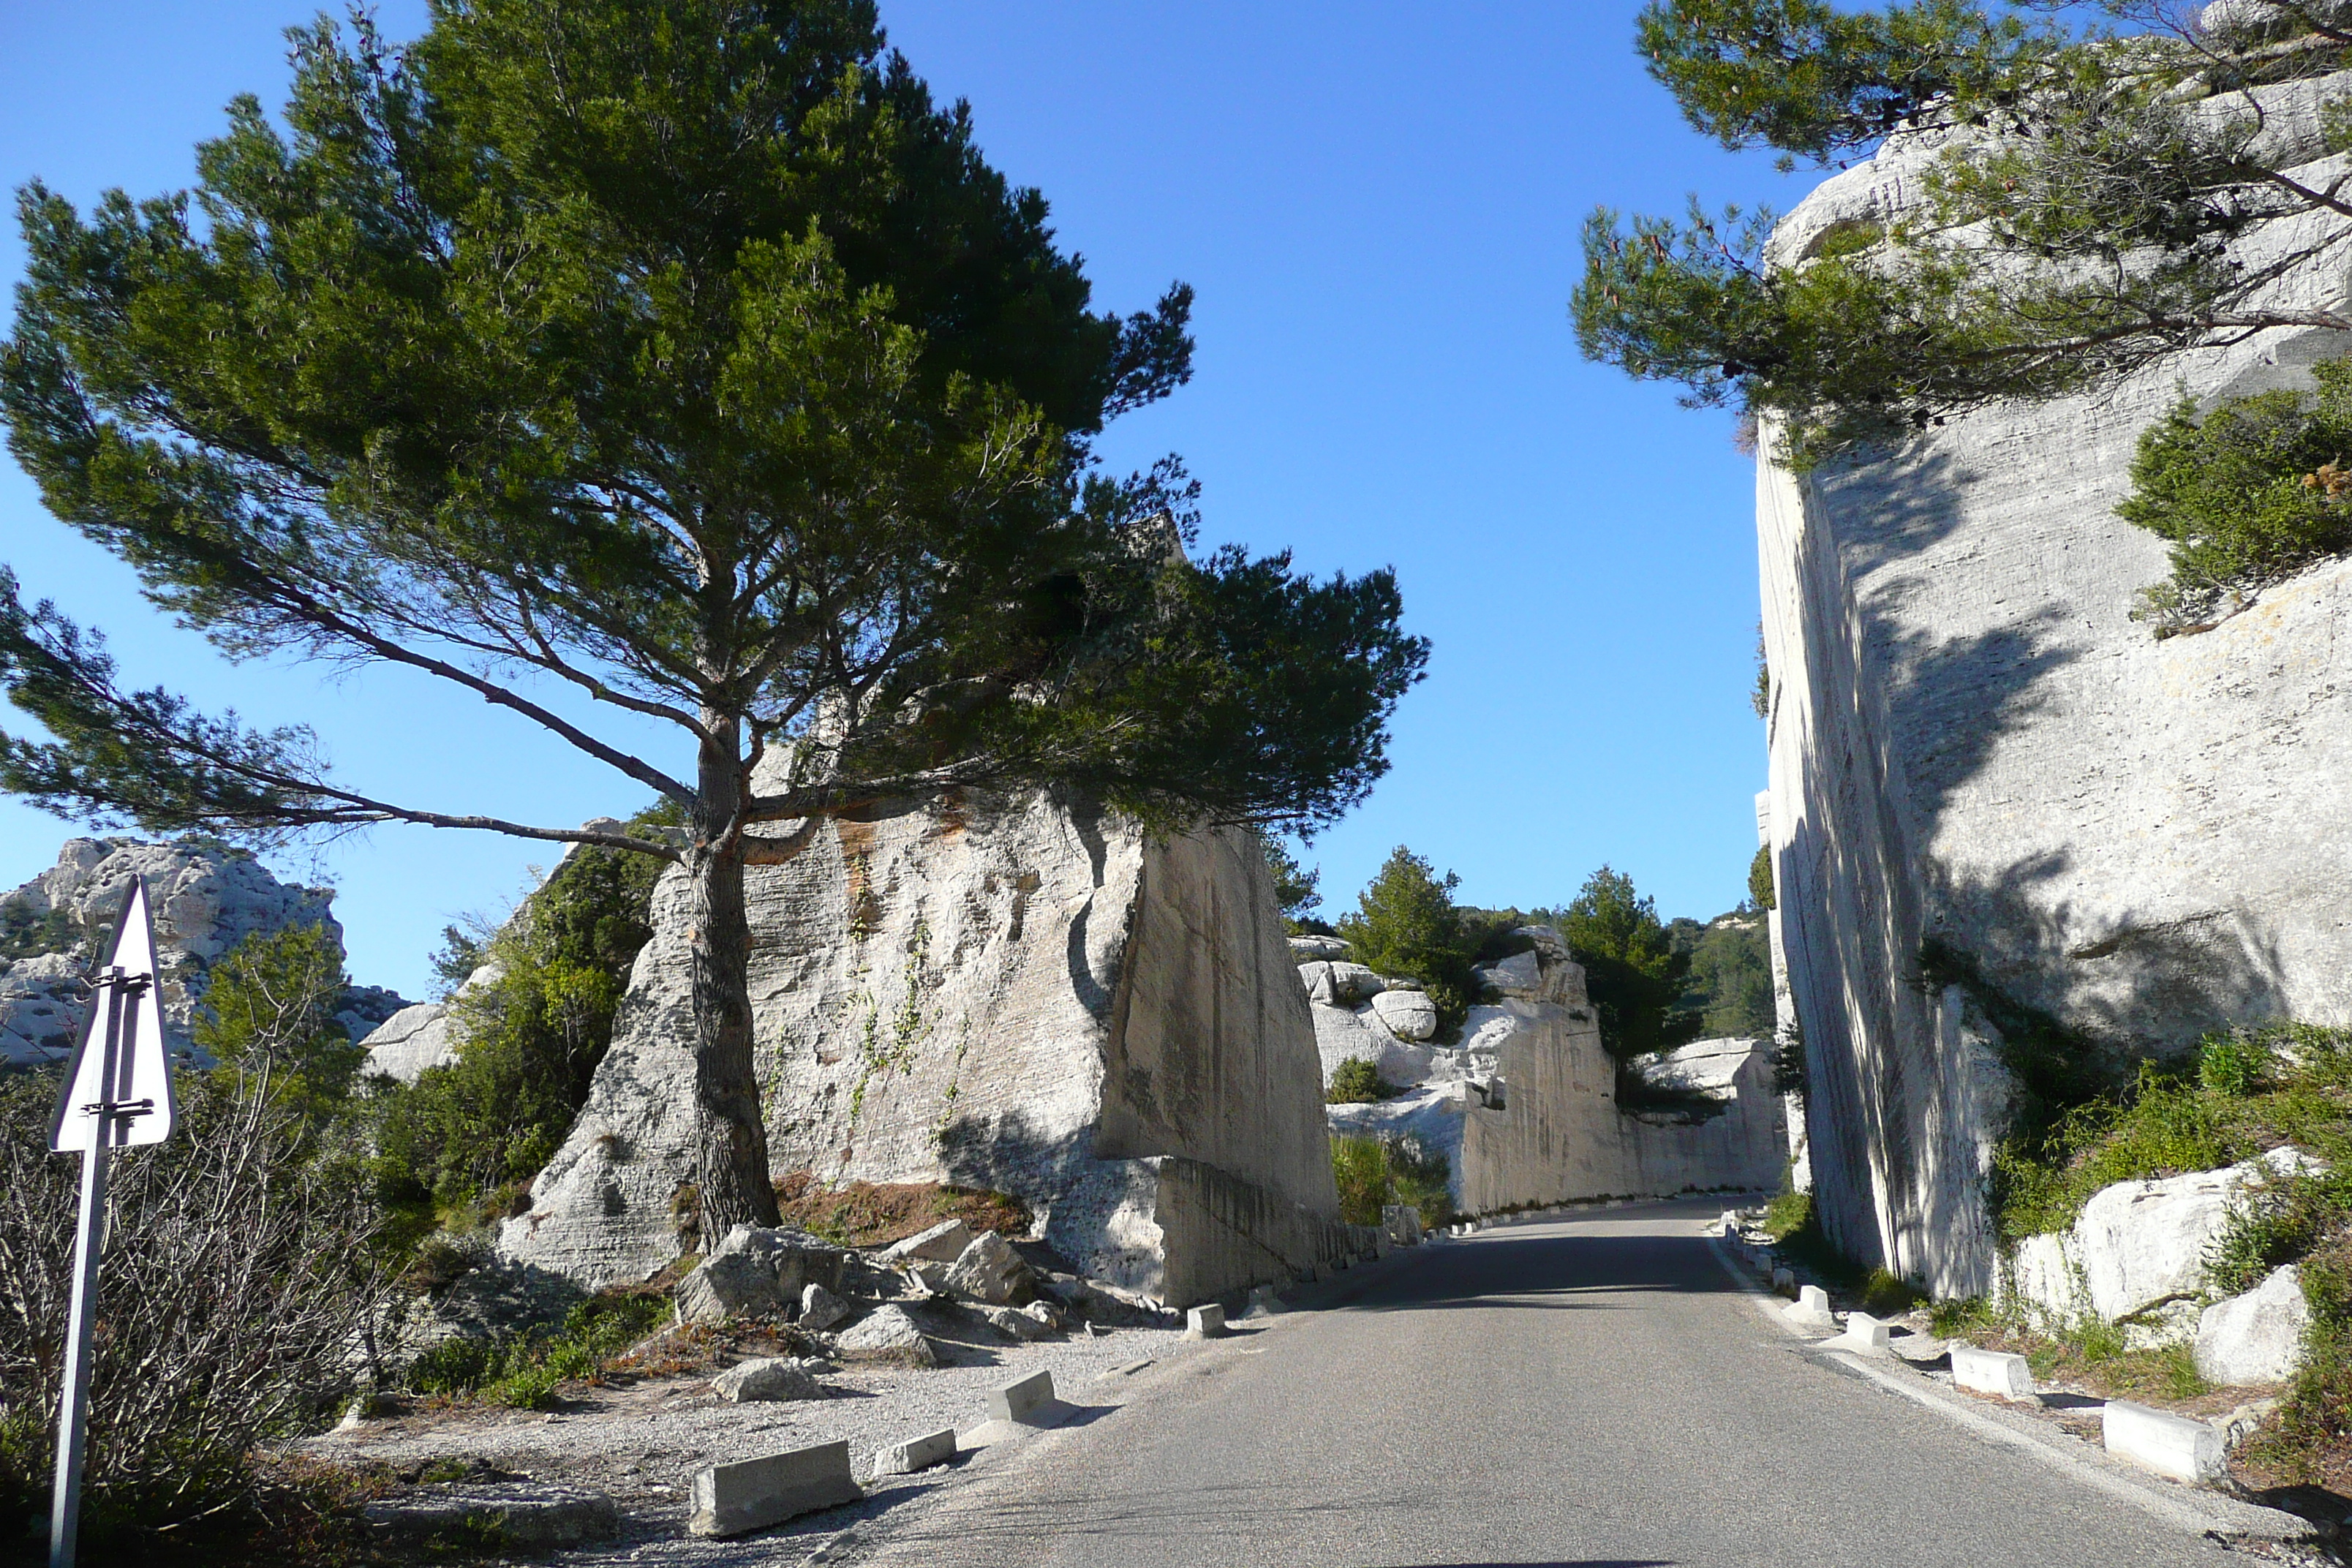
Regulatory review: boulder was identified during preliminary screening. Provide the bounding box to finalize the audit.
[834,1304,939,1366]
[674,1226,848,1324]
[1381,1204,1425,1246]
[799,1282,851,1333]
[976,1303,1055,1341]
[881,1219,974,1265]
[2012,1149,2319,1324]
[1286,935,1352,962]
[1298,960,1386,1006]
[942,1231,1030,1307]
[1368,989,1439,1043]
[2195,1264,2311,1387]
[712,1357,826,1403]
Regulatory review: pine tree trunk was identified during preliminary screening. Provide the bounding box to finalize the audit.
[685,720,780,1237]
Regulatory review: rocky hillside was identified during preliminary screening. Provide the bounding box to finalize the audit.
[0,837,406,1068]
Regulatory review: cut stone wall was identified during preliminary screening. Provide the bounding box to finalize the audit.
[1325,932,1785,1213]
[1760,75,2352,1295]
[500,783,1343,1305]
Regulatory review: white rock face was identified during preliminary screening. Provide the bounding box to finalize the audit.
[359,962,505,1083]
[1,837,401,1067]
[1319,930,1785,1211]
[498,786,1349,1306]
[1298,961,1385,1006]
[1762,74,2352,1295]
[2005,1150,2318,1327]
[2196,1264,2312,1386]
[1286,935,1352,962]
[1368,988,1438,1042]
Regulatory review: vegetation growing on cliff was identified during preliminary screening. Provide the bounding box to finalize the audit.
[1338,847,1487,1036]
[2119,358,2352,630]
[372,814,673,1236]
[1330,1131,1453,1230]
[1546,867,1697,1060]
[1576,1,2352,461]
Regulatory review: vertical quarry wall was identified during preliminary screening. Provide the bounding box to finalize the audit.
[1760,78,2352,1295]
[500,782,1346,1305]
[1325,931,1784,1213]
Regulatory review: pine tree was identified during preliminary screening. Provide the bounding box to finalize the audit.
[0,1,1427,1233]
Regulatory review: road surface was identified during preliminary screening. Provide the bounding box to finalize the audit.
[839,1199,2239,1568]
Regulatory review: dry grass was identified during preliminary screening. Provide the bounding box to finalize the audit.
[771,1171,1030,1248]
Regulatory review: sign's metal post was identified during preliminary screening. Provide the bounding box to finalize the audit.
[48,970,129,1568]
[43,875,172,1568]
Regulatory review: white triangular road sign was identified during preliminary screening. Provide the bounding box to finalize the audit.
[48,876,176,1153]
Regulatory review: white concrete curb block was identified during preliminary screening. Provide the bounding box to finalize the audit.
[870,1428,956,1479]
[990,1369,1056,1425]
[687,1441,862,1538]
[1784,1284,1836,1329]
[1824,1311,1892,1355]
[2103,1401,2226,1483]
[1951,1346,2038,1400]
[1184,1304,1228,1340]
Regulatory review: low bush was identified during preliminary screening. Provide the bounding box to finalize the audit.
[1325,1058,1401,1105]
[371,807,675,1233]
[769,1171,1030,1249]
[404,1292,671,1408]
[1330,1131,1455,1231]
[0,1066,386,1556]
[2119,357,2352,631]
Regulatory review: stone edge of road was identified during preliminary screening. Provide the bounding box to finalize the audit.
[799,1242,1446,1564]
[1702,1229,2318,1549]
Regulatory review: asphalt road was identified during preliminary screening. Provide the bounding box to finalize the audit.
[842,1199,2237,1568]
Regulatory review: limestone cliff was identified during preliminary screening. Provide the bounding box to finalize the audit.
[1319,929,1785,1210]
[1,837,405,1067]
[1759,70,2352,1294]
[499,785,1349,1306]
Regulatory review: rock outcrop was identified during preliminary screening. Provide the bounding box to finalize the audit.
[1,837,404,1066]
[2005,1149,2318,1327]
[498,784,1348,1307]
[1759,70,2352,1296]
[1319,928,1787,1210]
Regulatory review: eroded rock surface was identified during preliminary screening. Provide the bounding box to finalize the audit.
[1,837,404,1066]
[1760,71,2352,1297]
[499,785,1349,1307]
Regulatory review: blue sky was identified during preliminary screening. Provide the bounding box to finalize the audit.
[0,2,1800,1000]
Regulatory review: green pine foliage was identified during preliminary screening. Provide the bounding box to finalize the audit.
[372,813,672,1230]
[1335,847,1482,1036]
[1325,1058,1401,1105]
[1553,866,1696,1060]
[1578,3,2352,460]
[1255,827,1324,932]
[1672,913,1775,1040]
[0,894,78,961]
[2118,360,2352,629]
[194,922,365,1128]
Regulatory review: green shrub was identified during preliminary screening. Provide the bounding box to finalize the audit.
[2119,358,2352,630]
[372,806,674,1225]
[1325,1058,1400,1104]
[489,1365,562,1410]
[2200,1031,2274,1097]
[1329,1131,1454,1230]
[1748,843,1775,911]
[405,1291,669,1402]
[1336,847,1482,1037]
[1860,1268,1923,1317]
[1761,1189,1811,1242]
[196,922,366,1130]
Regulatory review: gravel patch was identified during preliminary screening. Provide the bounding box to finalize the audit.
[307,1308,1191,1564]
